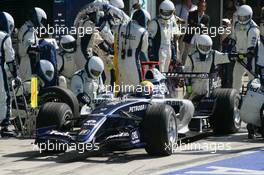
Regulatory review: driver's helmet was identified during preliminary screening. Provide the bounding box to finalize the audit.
[138,80,154,98]
[237,5,253,25]
[85,56,104,79]
[159,0,175,20]
[38,60,55,83]
[196,34,213,55]
[145,68,166,84]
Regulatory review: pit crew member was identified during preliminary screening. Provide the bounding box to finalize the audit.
[230,5,260,91]
[114,11,149,87]
[148,0,175,72]
[0,12,21,135]
[240,9,264,139]
[71,56,105,108]
[184,34,237,100]
[57,35,78,87]
[18,7,47,82]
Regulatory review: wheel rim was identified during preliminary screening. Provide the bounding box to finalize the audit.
[233,97,241,128]
[168,113,177,144]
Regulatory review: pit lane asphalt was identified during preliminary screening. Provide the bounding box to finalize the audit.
[0,126,263,175]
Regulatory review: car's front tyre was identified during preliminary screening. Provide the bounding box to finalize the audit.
[143,104,178,156]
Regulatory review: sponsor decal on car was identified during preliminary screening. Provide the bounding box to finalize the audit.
[128,105,147,113]
[106,132,130,140]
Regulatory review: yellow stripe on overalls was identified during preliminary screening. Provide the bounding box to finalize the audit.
[31,76,38,108]
[113,32,120,96]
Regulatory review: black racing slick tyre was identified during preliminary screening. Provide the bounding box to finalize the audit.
[143,104,178,156]
[39,86,80,118]
[36,102,73,153]
[36,102,73,130]
[211,89,241,134]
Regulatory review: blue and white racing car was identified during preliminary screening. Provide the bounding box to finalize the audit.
[35,69,241,156]
[36,85,194,156]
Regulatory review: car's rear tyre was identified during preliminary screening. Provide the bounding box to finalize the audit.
[143,104,178,156]
[211,89,241,134]
[39,86,80,118]
[36,102,73,153]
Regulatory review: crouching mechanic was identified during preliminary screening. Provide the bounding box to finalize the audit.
[184,35,237,100]
[0,12,21,135]
[57,35,78,87]
[71,56,105,109]
[240,11,264,139]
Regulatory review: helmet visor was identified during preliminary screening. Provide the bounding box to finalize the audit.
[198,44,211,53]
[160,9,174,18]
[61,41,76,52]
[238,15,250,23]
[91,69,101,78]
[40,17,47,26]
[45,70,54,81]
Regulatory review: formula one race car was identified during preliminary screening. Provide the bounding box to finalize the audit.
[35,89,194,156]
[35,69,241,157]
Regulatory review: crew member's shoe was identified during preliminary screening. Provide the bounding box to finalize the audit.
[0,127,16,138]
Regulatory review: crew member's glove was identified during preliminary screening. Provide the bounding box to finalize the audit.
[186,85,193,94]
[185,78,192,94]
[77,93,91,106]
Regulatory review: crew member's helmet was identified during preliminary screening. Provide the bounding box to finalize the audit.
[132,9,151,28]
[60,35,76,53]
[38,60,55,83]
[30,7,47,27]
[237,5,253,25]
[222,18,231,28]
[110,0,124,9]
[196,34,213,55]
[0,12,14,34]
[85,56,104,79]
[132,0,145,8]
[159,0,175,20]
